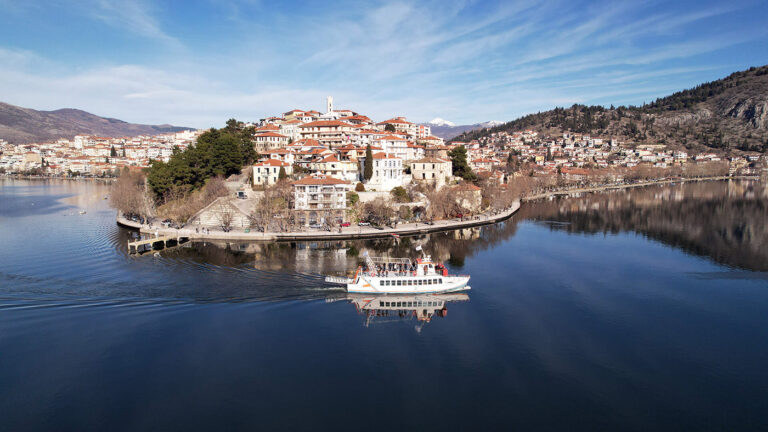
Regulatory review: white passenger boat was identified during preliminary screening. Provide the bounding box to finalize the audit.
[325,251,470,294]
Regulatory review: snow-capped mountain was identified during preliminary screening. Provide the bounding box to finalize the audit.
[480,120,503,127]
[428,117,456,127]
[422,119,505,140]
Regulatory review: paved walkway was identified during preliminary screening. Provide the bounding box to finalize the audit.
[117,200,522,242]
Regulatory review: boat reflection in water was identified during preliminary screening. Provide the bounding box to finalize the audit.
[345,293,469,330]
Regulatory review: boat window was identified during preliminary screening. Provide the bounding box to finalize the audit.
[397,280,402,286]
[434,279,438,284]
[396,302,401,307]
[380,280,385,286]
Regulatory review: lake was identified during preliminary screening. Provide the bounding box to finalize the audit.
[1,178,767,431]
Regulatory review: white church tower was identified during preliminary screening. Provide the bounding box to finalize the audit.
[326,95,334,114]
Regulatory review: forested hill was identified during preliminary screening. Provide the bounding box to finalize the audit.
[451,65,768,153]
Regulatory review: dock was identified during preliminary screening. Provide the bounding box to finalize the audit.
[127,235,189,254]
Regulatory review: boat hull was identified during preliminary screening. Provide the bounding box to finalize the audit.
[346,275,470,294]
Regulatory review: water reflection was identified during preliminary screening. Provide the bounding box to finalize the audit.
[521,179,768,271]
[341,293,469,330]
[148,179,766,302]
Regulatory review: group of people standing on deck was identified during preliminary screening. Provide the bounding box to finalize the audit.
[369,262,418,276]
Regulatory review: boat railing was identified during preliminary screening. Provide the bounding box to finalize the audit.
[361,270,471,278]
[366,257,413,265]
[363,271,418,277]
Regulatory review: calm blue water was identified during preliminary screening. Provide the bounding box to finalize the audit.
[1,178,767,431]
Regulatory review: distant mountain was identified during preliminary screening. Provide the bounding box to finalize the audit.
[451,65,768,153]
[428,118,456,127]
[424,119,504,140]
[0,102,191,144]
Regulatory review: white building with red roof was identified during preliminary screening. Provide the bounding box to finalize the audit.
[376,117,417,137]
[308,154,360,183]
[291,174,350,226]
[253,159,292,186]
[359,152,404,191]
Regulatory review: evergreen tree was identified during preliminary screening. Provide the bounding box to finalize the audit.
[448,145,476,180]
[364,144,373,181]
[110,145,117,157]
[278,166,287,180]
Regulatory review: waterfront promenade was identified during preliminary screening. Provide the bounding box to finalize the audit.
[117,200,521,242]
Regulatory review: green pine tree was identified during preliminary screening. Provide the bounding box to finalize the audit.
[364,144,373,181]
[448,145,475,180]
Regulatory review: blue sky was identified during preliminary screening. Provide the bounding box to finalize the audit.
[0,0,766,128]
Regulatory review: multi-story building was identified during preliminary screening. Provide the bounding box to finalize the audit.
[359,152,404,191]
[253,159,292,186]
[253,132,290,152]
[298,120,358,148]
[375,135,410,160]
[308,154,360,183]
[376,117,417,137]
[291,174,350,226]
[411,157,452,188]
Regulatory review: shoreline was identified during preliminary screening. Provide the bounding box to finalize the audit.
[520,176,760,201]
[117,200,521,242]
[116,174,761,242]
[521,175,757,201]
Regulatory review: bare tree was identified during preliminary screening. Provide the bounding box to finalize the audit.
[363,197,394,225]
[218,203,235,232]
[110,169,150,218]
[155,175,230,224]
[249,183,291,232]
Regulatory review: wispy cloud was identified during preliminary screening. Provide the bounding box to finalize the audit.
[85,0,182,48]
[0,0,765,126]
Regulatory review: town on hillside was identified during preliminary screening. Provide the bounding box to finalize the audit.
[3,96,766,233]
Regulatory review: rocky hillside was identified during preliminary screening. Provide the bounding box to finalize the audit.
[0,102,190,144]
[452,65,768,153]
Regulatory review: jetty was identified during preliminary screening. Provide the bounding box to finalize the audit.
[127,235,189,254]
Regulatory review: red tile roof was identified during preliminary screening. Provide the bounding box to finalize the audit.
[255,159,290,167]
[299,120,354,128]
[292,175,349,185]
